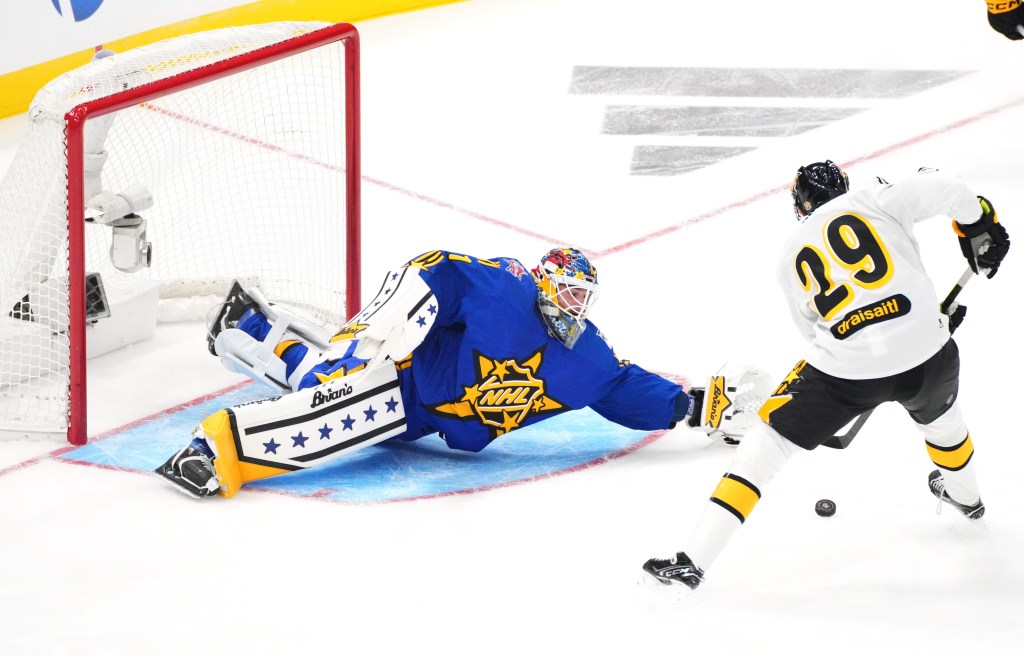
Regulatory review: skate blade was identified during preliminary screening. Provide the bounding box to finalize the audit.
[636,571,697,607]
[153,470,216,500]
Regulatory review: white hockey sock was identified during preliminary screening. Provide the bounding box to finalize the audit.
[687,423,802,571]
[919,402,981,505]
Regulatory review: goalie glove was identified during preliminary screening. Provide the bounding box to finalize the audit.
[686,362,774,445]
[953,196,1010,279]
[987,1,1024,40]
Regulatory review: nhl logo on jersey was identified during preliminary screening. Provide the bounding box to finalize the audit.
[429,348,565,439]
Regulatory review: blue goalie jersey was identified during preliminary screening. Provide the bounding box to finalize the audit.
[391,251,683,452]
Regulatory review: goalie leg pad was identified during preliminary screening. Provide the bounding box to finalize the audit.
[213,328,311,393]
[200,361,408,497]
[244,284,335,349]
[330,267,438,361]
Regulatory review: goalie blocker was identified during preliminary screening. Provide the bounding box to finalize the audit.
[686,363,774,445]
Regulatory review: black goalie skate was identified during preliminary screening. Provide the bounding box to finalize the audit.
[641,551,705,590]
[928,470,985,519]
[206,281,256,355]
[155,446,221,499]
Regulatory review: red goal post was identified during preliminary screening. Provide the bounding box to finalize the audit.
[0,22,362,445]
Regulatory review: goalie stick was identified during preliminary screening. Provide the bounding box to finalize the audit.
[821,266,976,449]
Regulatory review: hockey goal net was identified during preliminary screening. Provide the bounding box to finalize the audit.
[0,22,361,444]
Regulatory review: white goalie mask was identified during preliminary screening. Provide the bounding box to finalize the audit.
[532,247,600,349]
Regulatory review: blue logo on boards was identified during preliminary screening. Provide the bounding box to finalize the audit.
[49,0,105,22]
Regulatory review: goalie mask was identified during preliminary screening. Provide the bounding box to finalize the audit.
[532,247,600,349]
[791,160,849,219]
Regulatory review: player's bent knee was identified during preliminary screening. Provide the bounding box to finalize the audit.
[917,401,967,445]
[729,422,802,490]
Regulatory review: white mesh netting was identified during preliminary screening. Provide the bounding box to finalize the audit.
[0,21,354,437]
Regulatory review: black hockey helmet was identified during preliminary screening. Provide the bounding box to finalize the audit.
[791,160,849,218]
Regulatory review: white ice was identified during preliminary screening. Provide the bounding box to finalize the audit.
[1,1,1023,653]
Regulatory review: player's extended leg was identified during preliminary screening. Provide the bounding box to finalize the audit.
[642,422,803,590]
[156,360,408,498]
[896,340,983,519]
[918,401,984,518]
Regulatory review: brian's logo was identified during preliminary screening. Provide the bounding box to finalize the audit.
[429,348,565,439]
[331,322,369,342]
[703,376,731,430]
[310,384,353,409]
[50,0,105,22]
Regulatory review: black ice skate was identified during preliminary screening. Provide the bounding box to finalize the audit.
[928,470,985,519]
[641,551,705,590]
[207,281,256,355]
[155,446,221,498]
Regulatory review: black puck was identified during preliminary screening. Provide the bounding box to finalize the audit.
[815,499,836,517]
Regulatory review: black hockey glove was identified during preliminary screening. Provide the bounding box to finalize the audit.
[947,304,967,334]
[953,196,1010,279]
[987,1,1024,40]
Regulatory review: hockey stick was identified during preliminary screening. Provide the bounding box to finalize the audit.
[821,266,976,449]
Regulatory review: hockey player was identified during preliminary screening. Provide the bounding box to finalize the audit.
[156,247,772,498]
[986,1,1024,40]
[641,162,1011,593]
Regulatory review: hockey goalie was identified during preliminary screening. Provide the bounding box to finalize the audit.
[155,247,774,498]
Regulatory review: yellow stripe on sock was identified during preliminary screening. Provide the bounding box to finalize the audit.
[710,473,761,523]
[926,434,975,471]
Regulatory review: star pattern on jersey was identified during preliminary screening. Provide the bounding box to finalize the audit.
[758,360,807,423]
[427,346,565,440]
[292,432,308,448]
[319,423,333,440]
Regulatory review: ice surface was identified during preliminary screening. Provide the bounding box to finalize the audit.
[1,0,1022,653]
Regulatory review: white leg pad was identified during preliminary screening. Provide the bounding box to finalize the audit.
[228,361,407,470]
[335,268,438,361]
[242,284,335,350]
[214,328,321,393]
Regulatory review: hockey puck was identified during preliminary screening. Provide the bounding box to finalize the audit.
[815,499,836,517]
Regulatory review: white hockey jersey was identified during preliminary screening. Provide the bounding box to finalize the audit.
[776,169,982,379]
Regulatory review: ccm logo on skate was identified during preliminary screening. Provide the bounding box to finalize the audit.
[310,384,354,408]
[987,1,1021,13]
[830,294,910,340]
[658,566,690,577]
